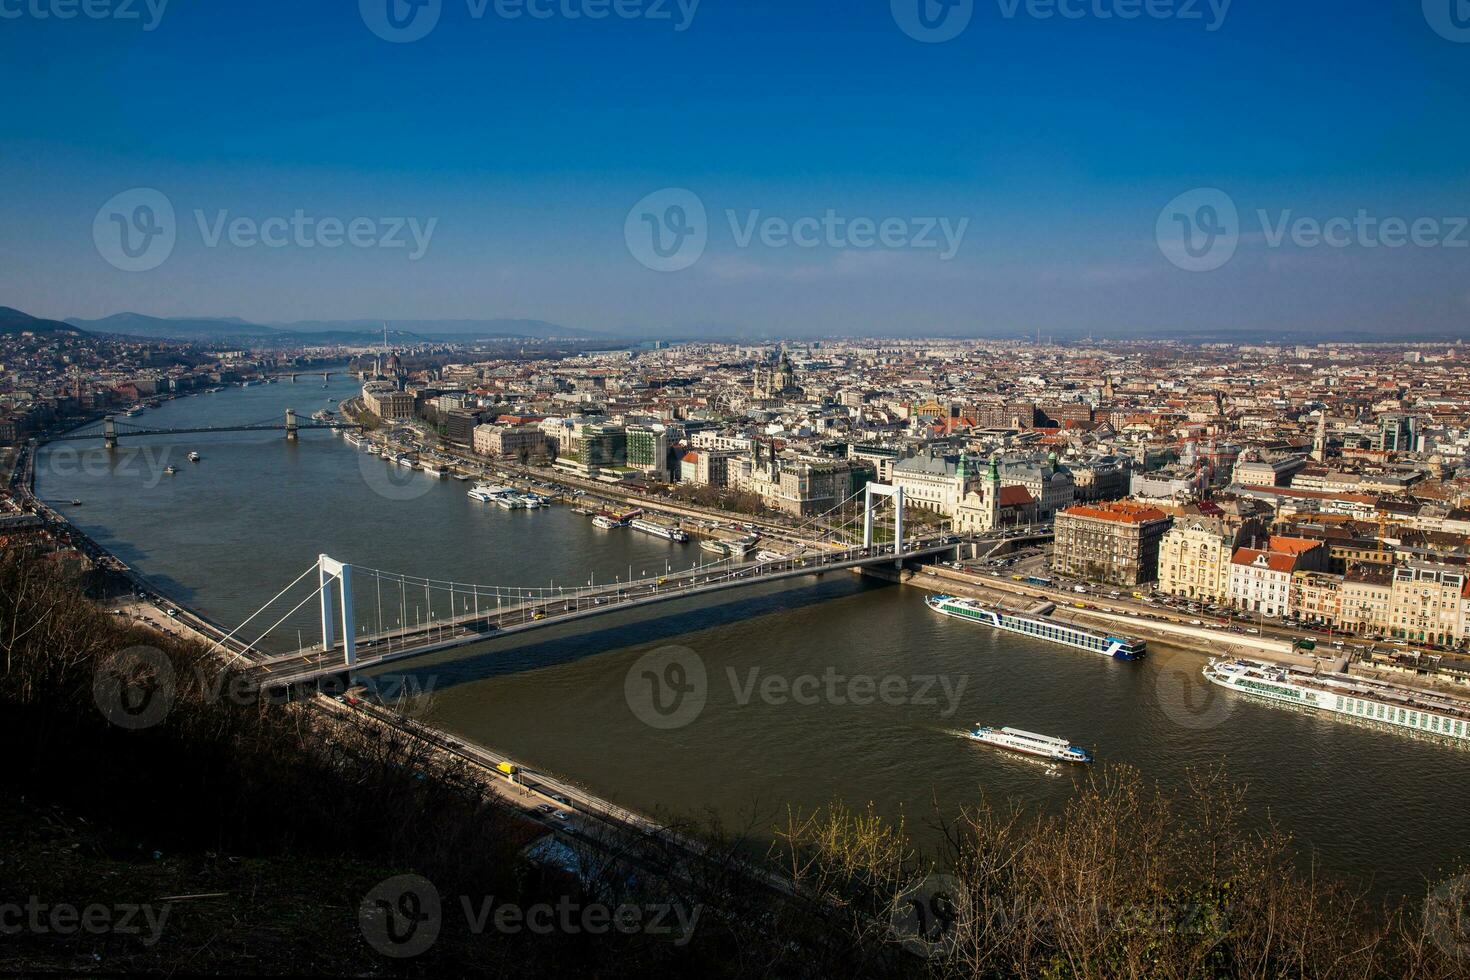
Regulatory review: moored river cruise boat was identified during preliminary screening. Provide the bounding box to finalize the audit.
[1203,658,1470,742]
[926,594,1146,660]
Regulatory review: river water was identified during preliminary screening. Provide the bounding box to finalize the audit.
[36,378,1469,901]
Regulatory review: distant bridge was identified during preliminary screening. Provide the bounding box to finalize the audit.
[50,410,360,447]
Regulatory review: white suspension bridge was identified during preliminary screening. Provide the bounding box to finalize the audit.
[223,483,971,689]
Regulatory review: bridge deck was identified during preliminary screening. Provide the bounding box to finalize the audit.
[254,541,961,686]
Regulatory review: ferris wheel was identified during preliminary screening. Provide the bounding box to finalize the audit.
[713,385,748,417]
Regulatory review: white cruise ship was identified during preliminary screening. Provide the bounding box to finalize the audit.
[968,726,1093,764]
[1204,658,1470,743]
[926,594,1146,660]
[630,518,689,543]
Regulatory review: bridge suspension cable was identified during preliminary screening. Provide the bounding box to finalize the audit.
[226,480,925,673]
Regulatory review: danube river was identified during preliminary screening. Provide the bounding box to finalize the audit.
[37,379,1468,900]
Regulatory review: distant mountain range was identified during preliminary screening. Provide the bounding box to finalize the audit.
[60,312,602,346]
[0,306,85,337]
[8,304,1465,346]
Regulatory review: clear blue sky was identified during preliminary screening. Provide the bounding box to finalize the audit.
[1,0,1467,338]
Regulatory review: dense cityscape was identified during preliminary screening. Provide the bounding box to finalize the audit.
[6,1,1470,976]
[10,326,1470,975]
[9,314,1470,673]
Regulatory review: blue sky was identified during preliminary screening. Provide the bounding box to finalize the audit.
[1,0,1467,338]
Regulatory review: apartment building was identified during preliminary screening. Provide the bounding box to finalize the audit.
[1228,549,1299,619]
[1157,515,1235,602]
[473,423,546,458]
[1225,535,1326,620]
[626,423,670,481]
[1338,565,1394,636]
[361,381,414,420]
[1388,563,1468,647]
[1051,500,1172,585]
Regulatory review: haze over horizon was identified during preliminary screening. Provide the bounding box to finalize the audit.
[2,0,1467,338]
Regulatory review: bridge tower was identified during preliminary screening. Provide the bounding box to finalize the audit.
[861,482,905,566]
[285,408,298,442]
[103,416,117,450]
[317,555,357,668]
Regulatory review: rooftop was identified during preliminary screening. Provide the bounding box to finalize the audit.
[1061,501,1168,524]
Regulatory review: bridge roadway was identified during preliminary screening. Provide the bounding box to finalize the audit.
[252,536,968,687]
